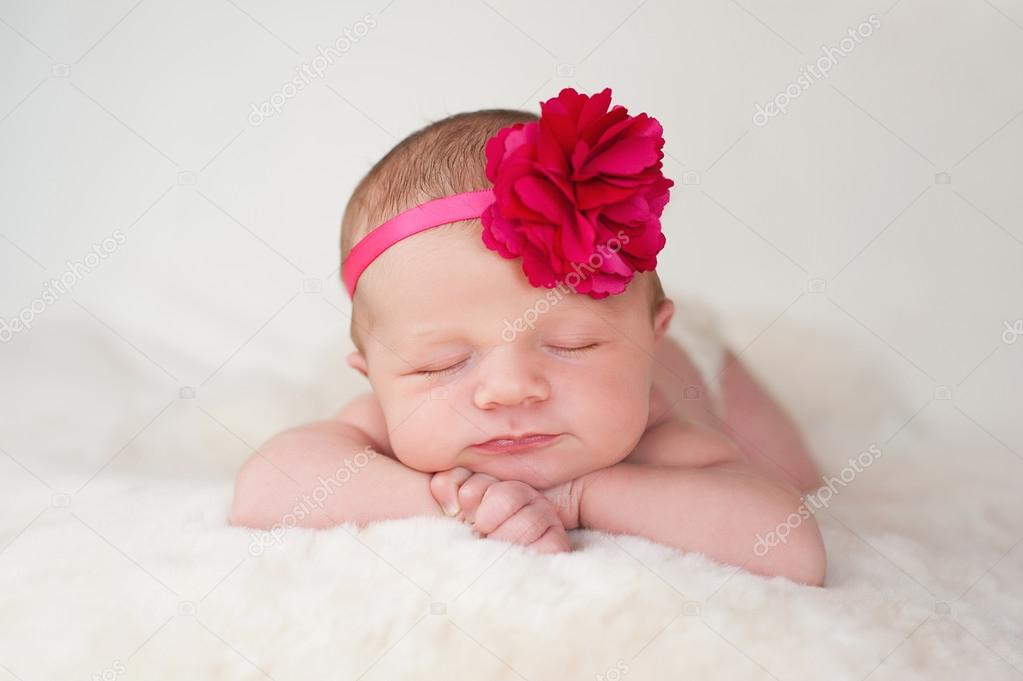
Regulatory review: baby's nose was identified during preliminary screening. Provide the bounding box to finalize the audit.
[472,348,550,409]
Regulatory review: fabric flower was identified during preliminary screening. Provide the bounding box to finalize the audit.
[480,87,674,298]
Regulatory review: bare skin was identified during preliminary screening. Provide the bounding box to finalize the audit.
[230,322,825,585]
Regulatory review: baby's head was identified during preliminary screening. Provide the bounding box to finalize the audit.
[339,93,674,490]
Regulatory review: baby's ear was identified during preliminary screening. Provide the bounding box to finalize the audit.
[652,298,675,343]
[346,351,369,378]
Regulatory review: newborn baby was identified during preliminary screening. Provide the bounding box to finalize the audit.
[230,88,826,585]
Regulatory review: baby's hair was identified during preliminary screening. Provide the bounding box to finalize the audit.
[340,108,665,354]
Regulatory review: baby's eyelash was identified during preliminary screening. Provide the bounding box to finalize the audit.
[415,360,466,377]
[414,344,598,376]
[549,343,599,356]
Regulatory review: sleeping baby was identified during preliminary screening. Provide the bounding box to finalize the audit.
[230,87,827,585]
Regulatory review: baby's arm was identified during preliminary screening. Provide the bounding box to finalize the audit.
[577,459,826,586]
[229,416,443,530]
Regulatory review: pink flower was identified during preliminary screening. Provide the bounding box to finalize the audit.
[480,87,674,298]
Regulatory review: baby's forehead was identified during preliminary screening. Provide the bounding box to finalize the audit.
[366,281,635,352]
[354,224,648,343]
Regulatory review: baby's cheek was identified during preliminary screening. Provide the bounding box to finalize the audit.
[586,373,650,459]
[385,403,462,473]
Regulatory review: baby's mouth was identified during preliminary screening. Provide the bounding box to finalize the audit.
[471,433,562,454]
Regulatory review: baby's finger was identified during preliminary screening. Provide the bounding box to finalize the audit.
[528,524,571,554]
[486,498,561,546]
[429,467,473,516]
[471,481,535,534]
[454,472,499,523]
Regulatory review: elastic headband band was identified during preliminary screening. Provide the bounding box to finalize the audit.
[342,189,495,297]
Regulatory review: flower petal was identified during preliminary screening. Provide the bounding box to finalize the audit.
[579,135,661,178]
[513,175,570,226]
[561,210,596,262]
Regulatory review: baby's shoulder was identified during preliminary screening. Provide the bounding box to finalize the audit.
[628,401,744,469]
[333,392,394,457]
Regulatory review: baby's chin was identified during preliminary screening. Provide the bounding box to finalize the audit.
[392,432,638,488]
[454,440,629,490]
[466,460,577,490]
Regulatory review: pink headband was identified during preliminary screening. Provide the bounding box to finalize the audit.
[342,87,673,300]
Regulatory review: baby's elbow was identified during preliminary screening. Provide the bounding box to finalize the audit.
[228,443,299,530]
[750,486,827,586]
[229,457,272,529]
[227,422,381,531]
[228,499,255,529]
[779,520,826,586]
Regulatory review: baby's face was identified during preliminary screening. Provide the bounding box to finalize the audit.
[348,225,672,490]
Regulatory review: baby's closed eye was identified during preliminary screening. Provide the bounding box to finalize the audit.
[411,342,602,377]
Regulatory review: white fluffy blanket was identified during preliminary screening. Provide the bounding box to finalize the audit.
[1,305,1021,681]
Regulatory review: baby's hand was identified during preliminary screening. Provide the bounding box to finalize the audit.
[430,467,571,554]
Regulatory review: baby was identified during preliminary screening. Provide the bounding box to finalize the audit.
[230,88,826,586]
